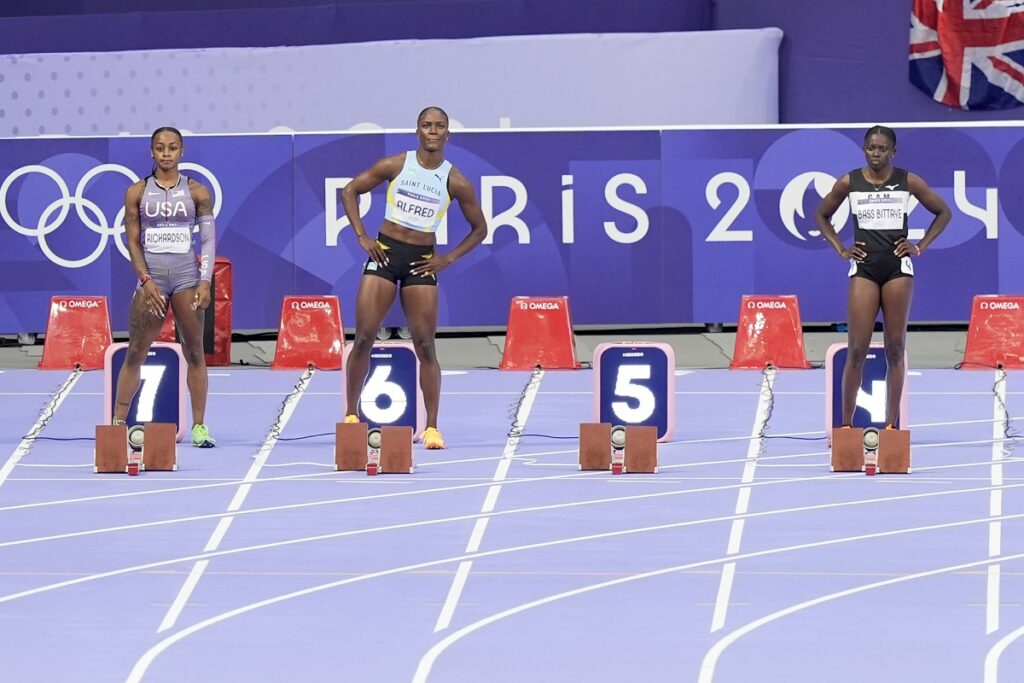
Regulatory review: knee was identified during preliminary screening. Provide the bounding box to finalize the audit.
[181,343,206,367]
[350,332,375,357]
[123,342,151,366]
[412,337,437,364]
[885,342,906,365]
[845,344,869,368]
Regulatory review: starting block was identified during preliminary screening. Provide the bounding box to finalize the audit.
[141,423,178,471]
[335,422,413,474]
[578,423,612,470]
[878,429,911,474]
[378,426,414,474]
[95,424,128,473]
[95,422,177,474]
[830,427,865,473]
[624,425,658,474]
[578,423,657,474]
[830,427,911,474]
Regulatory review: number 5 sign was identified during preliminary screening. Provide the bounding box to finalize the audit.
[593,342,675,441]
[344,342,425,434]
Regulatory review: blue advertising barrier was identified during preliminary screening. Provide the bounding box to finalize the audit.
[1,124,1017,333]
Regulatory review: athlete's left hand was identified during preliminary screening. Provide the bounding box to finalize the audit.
[411,253,453,277]
[894,238,922,258]
[192,281,212,311]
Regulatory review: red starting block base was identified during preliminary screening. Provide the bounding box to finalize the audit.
[578,423,612,470]
[335,422,368,471]
[624,425,658,474]
[95,424,128,473]
[379,426,414,474]
[878,429,911,474]
[142,423,178,471]
[830,428,864,473]
[96,423,177,474]
[500,296,580,370]
[335,423,413,474]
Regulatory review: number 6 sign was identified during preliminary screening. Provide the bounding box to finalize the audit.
[593,342,675,441]
[344,341,425,434]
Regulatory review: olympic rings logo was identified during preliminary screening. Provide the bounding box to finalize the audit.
[0,162,222,269]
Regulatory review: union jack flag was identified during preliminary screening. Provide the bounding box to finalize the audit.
[910,0,1024,109]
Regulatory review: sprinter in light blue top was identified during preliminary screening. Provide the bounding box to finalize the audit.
[384,151,452,232]
[340,107,488,450]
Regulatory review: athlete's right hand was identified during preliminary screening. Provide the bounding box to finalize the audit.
[143,280,166,318]
[840,241,867,262]
[358,234,389,267]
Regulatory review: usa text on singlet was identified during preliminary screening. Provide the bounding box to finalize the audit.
[384,151,453,233]
[140,175,197,254]
[848,167,910,253]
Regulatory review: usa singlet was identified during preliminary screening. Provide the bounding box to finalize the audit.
[383,151,452,233]
[140,174,197,254]
[139,175,201,296]
[847,167,914,284]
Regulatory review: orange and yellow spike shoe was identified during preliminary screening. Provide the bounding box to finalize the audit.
[423,427,446,449]
[343,414,359,424]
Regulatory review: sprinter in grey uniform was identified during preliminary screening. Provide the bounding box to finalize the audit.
[113,126,218,448]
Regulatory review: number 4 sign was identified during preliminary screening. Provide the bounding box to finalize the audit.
[593,342,675,441]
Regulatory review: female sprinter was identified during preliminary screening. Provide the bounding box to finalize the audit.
[340,107,488,448]
[112,126,217,447]
[815,125,951,429]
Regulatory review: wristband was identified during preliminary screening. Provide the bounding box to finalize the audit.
[139,274,153,286]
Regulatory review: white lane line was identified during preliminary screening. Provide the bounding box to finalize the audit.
[987,369,1006,635]
[156,368,314,633]
[698,552,1024,683]
[9,479,1023,611]
[710,366,774,633]
[433,369,544,633]
[124,510,1024,683]
[412,524,1024,683]
[985,622,1024,683]
[0,371,81,491]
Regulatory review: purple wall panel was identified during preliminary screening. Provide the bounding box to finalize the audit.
[0,1,711,53]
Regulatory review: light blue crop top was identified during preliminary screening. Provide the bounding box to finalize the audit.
[383,151,453,232]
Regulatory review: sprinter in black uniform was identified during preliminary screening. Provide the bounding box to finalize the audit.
[815,125,951,429]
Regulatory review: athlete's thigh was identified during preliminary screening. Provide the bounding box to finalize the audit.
[880,276,914,344]
[847,276,881,349]
[169,288,205,354]
[127,289,164,353]
[355,274,399,334]
[398,284,439,340]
